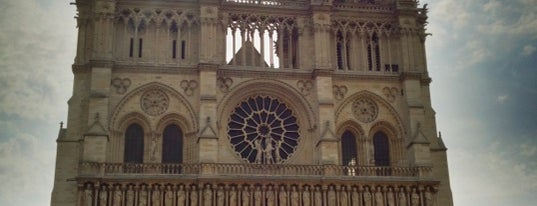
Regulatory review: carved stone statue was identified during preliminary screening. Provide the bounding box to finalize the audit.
[266,188,275,206]
[152,190,160,206]
[375,189,384,206]
[425,190,434,206]
[84,188,93,206]
[411,189,419,206]
[126,189,134,206]
[398,190,407,206]
[190,189,198,206]
[99,188,107,206]
[327,187,336,205]
[242,188,250,206]
[139,190,148,206]
[314,188,322,206]
[177,186,186,206]
[340,189,348,206]
[254,187,262,206]
[204,187,212,206]
[291,187,299,206]
[164,189,174,206]
[279,189,288,206]
[217,188,225,206]
[364,191,372,206]
[302,188,311,206]
[230,188,237,206]
[113,189,122,206]
[351,188,359,206]
[150,136,158,161]
[264,137,275,164]
[387,188,395,206]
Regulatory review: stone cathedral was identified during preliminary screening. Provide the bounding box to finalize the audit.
[51,0,453,206]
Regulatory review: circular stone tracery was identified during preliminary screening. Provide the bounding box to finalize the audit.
[140,89,169,116]
[352,97,378,123]
[228,96,300,164]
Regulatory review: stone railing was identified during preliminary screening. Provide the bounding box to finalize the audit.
[222,0,309,9]
[80,162,431,178]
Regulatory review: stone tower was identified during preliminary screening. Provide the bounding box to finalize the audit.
[51,0,453,205]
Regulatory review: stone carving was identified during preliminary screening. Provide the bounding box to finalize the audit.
[254,187,262,206]
[340,188,348,206]
[327,187,336,205]
[425,190,434,206]
[364,190,372,206]
[279,188,288,206]
[297,80,313,96]
[352,97,378,123]
[398,190,407,206]
[164,187,174,206]
[180,80,198,96]
[217,187,225,206]
[111,77,131,94]
[126,188,134,206]
[99,187,107,206]
[139,189,148,206]
[150,136,159,161]
[229,187,237,206]
[177,186,186,205]
[217,77,233,93]
[302,187,310,206]
[411,189,419,206]
[140,89,169,116]
[387,188,395,206]
[113,188,122,206]
[204,187,212,206]
[242,187,250,206]
[266,186,275,206]
[291,186,299,206]
[351,188,359,206]
[314,187,322,206]
[190,188,198,206]
[333,85,348,100]
[84,188,93,206]
[152,189,160,206]
[382,87,398,103]
[374,189,384,206]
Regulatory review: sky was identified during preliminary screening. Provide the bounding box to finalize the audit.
[0,0,536,205]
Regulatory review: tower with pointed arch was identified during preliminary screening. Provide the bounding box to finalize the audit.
[52,0,453,205]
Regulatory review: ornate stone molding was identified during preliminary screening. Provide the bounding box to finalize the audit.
[333,85,348,100]
[111,77,131,94]
[296,80,313,96]
[382,87,398,103]
[180,80,198,96]
[217,77,233,93]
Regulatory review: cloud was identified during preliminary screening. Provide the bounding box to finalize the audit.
[521,45,536,56]
[496,95,509,103]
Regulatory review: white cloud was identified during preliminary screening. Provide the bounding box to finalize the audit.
[496,94,509,103]
[521,45,536,56]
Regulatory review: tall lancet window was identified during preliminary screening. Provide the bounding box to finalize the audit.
[373,131,390,166]
[124,123,144,163]
[162,124,183,164]
[367,32,380,71]
[341,130,358,166]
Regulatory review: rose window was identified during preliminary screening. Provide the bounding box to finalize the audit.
[228,96,300,164]
[140,89,169,116]
[352,97,378,123]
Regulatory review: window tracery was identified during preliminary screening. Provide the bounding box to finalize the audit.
[227,96,300,164]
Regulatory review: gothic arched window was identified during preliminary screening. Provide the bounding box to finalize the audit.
[124,123,144,163]
[341,130,357,166]
[162,124,183,164]
[373,131,390,166]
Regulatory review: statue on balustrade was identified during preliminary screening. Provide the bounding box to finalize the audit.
[164,187,174,206]
[374,188,384,206]
[398,190,407,206]
[99,188,107,206]
[152,189,161,206]
[363,190,372,206]
[113,188,122,206]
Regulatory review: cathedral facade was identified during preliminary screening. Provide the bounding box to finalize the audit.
[51,0,453,205]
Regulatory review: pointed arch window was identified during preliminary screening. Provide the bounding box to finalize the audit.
[162,124,183,164]
[341,130,358,166]
[373,131,390,166]
[124,123,144,163]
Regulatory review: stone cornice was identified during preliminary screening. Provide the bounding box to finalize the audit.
[218,66,314,79]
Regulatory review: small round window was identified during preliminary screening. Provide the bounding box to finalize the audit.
[227,96,300,164]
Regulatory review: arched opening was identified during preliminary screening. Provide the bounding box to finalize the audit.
[162,124,183,164]
[341,130,357,166]
[124,123,144,163]
[373,131,390,166]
